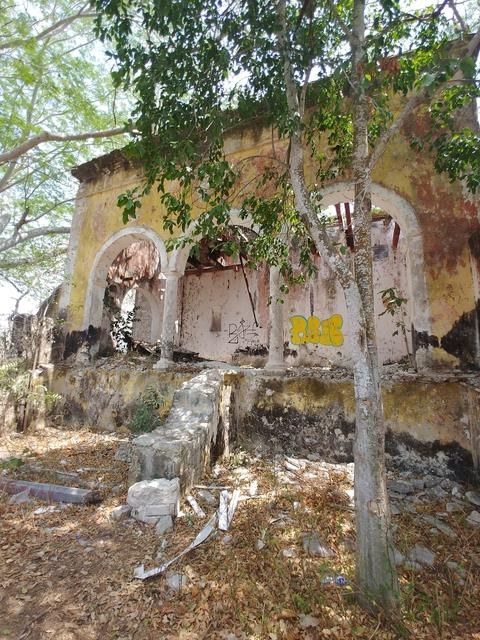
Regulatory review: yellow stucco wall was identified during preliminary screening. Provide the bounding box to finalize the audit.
[66,113,480,366]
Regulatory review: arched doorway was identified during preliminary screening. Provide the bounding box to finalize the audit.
[313,181,430,367]
[83,226,168,347]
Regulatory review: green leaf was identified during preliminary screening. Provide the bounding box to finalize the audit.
[459,56,476,79]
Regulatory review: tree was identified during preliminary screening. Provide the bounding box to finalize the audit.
[94,0,480,614]
[0,0,129,310]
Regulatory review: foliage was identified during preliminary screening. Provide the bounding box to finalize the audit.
[0,0,129,308]
[0,358,62,412]
[94,0,479,256]
[128,385,167,434]
[379,287,416,370]
[0,456,24,470]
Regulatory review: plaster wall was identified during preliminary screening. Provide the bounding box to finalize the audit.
[179,266,269,361]
[62,103,480,369]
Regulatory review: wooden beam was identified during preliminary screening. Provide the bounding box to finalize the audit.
[392,222,401,250]
[0,478,102,504]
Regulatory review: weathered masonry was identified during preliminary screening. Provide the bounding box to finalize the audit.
[55,103,480,373]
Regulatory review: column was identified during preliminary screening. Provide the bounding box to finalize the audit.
[265,265,286,371]
[154,271,180,370]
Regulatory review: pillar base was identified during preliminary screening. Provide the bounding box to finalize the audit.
[153,358,173,371]
[264,361,286,375]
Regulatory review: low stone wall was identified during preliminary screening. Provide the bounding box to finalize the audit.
[42,361,479,487]
[50,362,191,430]
[128,369,229,490]
[233,372,478,482]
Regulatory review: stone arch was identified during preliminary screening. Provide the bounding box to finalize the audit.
[320,181,431,340]
[83,226,168,330]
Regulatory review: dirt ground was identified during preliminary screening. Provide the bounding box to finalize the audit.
[1,425,480,640]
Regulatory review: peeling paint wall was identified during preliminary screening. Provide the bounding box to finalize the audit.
[60,103,480,369]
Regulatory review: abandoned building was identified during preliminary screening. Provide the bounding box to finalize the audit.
[14,94,479,489]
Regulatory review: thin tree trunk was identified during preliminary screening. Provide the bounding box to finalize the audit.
[350,0,399,612]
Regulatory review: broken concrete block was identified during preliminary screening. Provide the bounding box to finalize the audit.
[466,510,480,527]
[409,544,436,567]
[466,491,480,508]
[127,478,180,517]
[155,515,173,535]
[110,504,132,522]
[166,572,188,590]
[197,489,216,505]
[301,532,334,557]
[131,505,171,524]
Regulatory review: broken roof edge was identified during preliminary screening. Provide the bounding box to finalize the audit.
[71,147,142,184]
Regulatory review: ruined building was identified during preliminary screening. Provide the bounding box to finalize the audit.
[31,96,480,486]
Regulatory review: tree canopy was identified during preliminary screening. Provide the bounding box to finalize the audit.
[0,0,129,315]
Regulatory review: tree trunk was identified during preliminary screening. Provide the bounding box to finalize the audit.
[350,0,399,613]
[277,0,399,614]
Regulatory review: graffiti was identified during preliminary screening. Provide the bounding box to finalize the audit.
[228,319,259,345]
[290,314,344,346]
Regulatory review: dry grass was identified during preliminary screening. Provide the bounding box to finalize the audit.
[0,425,479,639]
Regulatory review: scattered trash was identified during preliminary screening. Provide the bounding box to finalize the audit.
[134,514,217,580]
[33,506,58,516]
[186,494,206,518]
[321,575,347,587]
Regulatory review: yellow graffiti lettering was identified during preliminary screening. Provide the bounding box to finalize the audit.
[289,314,344,347]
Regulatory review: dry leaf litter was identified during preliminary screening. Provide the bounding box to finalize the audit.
[1,425,479,639]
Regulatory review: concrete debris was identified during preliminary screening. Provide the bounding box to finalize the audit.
[127,478,180,518]
[466,510,480,527]
[445,501,464,513]
[196,489,216,505]
[301,532,334,557]
[387,479,415,495]
[218,489,241,531]
[186,494,206,518]
[409,544,436,567]
[466,491,480,508]
[421,515,455,538]
[131,505,172,524]
[166,572,188,590]
[155,515,174,536]
[110,504,132,522]
[114,442,132,462]
[1,478,101,504]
